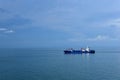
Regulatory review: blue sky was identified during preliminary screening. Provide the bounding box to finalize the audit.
[0,0,120,48]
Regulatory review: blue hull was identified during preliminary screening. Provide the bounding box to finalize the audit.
[64,50,95,54]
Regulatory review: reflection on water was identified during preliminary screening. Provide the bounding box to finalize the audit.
[0,48,120,80]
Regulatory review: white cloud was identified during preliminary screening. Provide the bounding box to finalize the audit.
[106,18,120,27]
[68,35,119,42]
[0,28,14,34]
[87,35,108,41]
[102,18,120,38]
[87,35,118,41]
[4,30,14,33]
[0,28,7,31]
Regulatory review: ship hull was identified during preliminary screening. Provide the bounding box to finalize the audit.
[64,50,95,54]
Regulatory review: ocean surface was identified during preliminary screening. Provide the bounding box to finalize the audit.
[0,48,120,80]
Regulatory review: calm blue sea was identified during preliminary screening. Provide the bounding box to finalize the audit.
[0,48,120,80]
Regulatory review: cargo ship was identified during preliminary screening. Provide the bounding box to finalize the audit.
[64,47,95,54]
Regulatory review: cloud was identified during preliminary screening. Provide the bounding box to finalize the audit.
[0,28,7,31]
[4,30,14,33]
[87,35,118,41]
[68,35,119,42]
[98,18,120,38]
[88,35,108,41]
[0,7,32,30]
[0,15,31,27]
[0,28,14,34]
[106,18,120,28]
[0,8,6,13]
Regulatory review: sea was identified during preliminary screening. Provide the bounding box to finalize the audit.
[0,47,120,80]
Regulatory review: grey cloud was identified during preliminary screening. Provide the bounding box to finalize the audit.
[0,8,32,28]
[0,8,6,13]
[0,15,31,27]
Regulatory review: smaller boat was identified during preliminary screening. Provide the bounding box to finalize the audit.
[64,47,95,54]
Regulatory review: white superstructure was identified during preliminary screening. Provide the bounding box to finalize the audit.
[86,46,90,52]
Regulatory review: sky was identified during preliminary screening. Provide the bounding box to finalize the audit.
[0,0,120,48]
